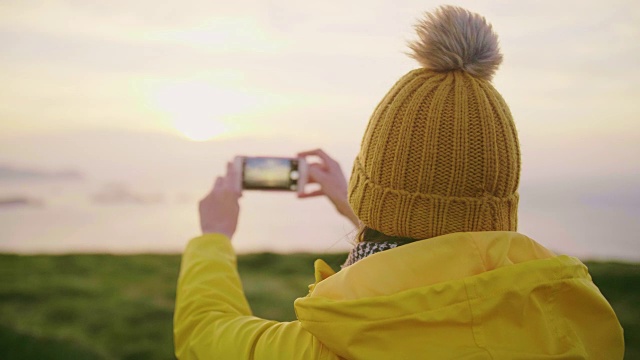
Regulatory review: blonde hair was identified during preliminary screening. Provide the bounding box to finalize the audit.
[356,225,418,244]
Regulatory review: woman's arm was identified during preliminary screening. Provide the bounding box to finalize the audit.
[174,234,336,359]
[174,162,338,359]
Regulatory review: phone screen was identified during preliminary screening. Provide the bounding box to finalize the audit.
[242,157,299,191]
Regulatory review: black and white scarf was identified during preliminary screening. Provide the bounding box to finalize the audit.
[342,240,411,268]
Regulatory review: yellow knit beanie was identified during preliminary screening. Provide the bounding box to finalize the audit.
[348,5,520,240]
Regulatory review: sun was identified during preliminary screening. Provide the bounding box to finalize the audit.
[173,117,228,142]
[149,81,259,141]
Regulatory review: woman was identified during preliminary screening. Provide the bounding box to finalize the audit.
[174,6,624,359]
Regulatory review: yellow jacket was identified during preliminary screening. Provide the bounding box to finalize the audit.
[174,231,624,359]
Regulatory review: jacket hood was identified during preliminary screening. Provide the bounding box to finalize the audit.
[294,231,624,360]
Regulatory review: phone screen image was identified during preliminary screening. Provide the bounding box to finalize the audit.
[242,157,299,191]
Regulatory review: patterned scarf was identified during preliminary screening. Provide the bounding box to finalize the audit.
[342,240,412,268]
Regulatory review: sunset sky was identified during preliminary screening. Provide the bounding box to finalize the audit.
[2,1,639,178]
[1,1,639,258]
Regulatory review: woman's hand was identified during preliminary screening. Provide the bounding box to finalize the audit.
[199,162,242,239]
[298,149,359,227]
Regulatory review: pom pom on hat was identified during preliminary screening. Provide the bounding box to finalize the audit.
[408,5,503,81]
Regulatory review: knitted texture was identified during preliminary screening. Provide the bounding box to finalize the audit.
[348,68,520,239]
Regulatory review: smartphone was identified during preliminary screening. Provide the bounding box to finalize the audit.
[233,156,307,193]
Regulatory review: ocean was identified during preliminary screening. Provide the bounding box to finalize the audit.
[1,177,639,261]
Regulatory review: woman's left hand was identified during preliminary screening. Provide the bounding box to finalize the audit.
[199,162,242,239]
[297,149,359,227]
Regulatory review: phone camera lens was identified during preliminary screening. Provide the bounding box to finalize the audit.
[290,170,299,180]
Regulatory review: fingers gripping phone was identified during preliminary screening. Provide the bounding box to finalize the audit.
[233,156,307,194]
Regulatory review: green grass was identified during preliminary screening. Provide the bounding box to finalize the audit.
[0,253,637,359]
[584,262,640,359]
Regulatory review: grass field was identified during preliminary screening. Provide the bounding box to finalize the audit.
[0,252,637,359]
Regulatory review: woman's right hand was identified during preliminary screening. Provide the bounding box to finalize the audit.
[297,149,359,227]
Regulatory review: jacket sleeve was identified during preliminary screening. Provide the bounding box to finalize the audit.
[173,234,338,360]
